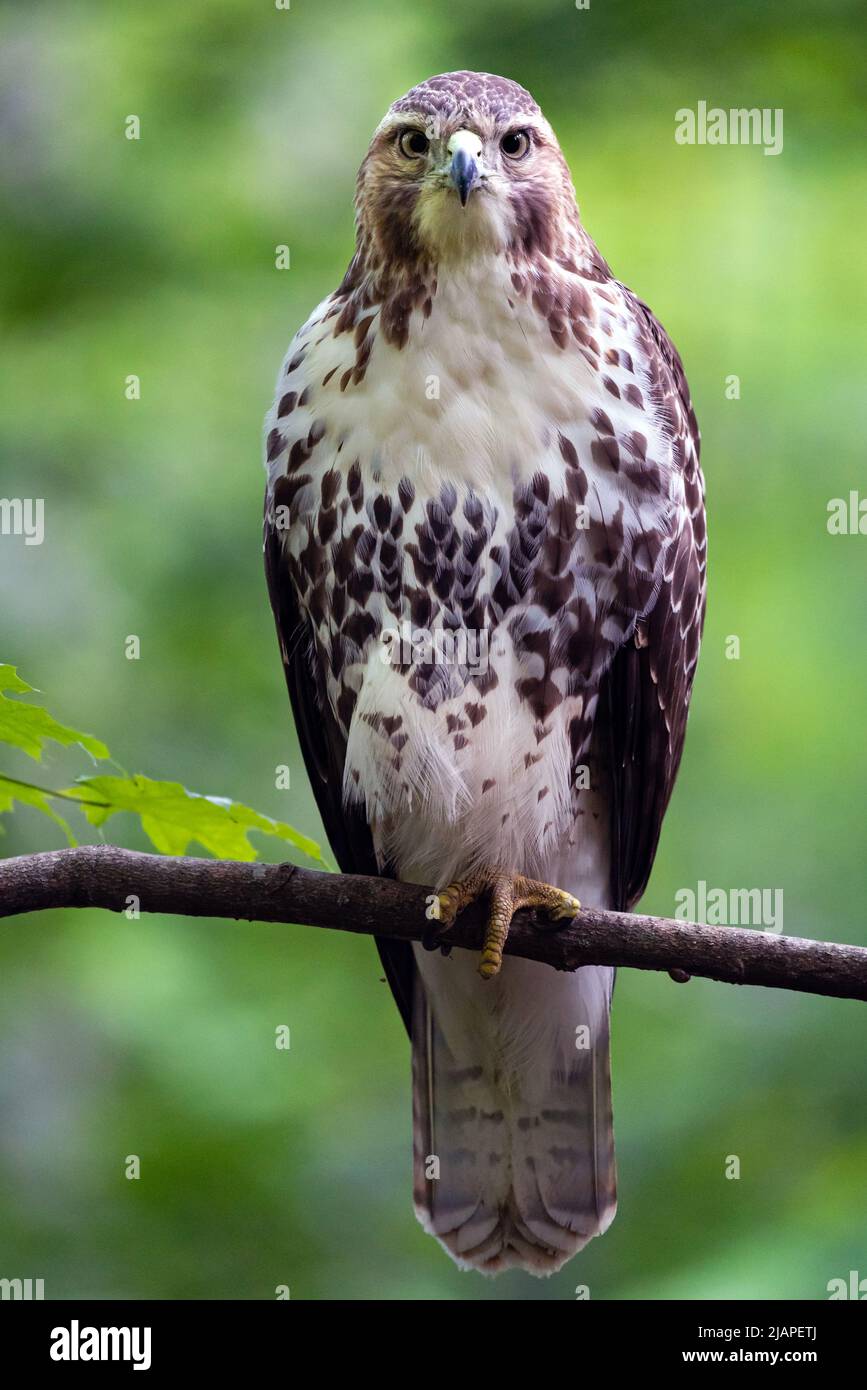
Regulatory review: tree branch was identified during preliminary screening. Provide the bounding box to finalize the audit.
[0,845,864,1002]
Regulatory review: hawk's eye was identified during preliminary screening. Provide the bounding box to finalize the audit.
[398,128,430,159]
[500,129,531,160]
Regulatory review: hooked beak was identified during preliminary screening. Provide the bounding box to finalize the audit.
[450,147,478,207]
[447,130,482,207]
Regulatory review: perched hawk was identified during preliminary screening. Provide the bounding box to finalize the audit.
[264,72,706,1275]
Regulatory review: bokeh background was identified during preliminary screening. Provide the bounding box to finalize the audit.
[1,0,865,1300]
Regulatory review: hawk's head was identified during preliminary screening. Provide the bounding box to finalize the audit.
[355,72,579,270]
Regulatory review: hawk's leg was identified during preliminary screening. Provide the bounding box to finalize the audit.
[437,869,580,980]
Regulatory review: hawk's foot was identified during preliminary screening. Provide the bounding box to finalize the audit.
[437,869,580,981]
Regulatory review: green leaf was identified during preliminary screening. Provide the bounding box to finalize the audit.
[0,665,35,695]
[0,665,324,866]
[0,773,76,846]
[0,665,109,762]
[64,774,326,864]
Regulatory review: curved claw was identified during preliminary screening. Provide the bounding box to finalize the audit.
[421,916,453,956]
[546,893,581,922]
[527,892,581,931]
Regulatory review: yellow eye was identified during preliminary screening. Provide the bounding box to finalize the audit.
[500,129,531,159]
[398,128,430,158]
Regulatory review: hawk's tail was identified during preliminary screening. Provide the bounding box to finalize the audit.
[411,946,616,1275]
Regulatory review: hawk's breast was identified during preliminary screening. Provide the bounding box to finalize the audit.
[264,257,679,883]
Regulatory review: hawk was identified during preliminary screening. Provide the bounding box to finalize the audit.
[264,72,706,1275]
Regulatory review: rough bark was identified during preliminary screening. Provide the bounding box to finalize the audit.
[0,846,864,1002]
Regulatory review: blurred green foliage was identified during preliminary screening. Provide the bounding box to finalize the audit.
[0,0,865,1300]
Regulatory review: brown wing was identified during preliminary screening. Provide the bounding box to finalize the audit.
[602,296,707,912]
[264,510,414,1034]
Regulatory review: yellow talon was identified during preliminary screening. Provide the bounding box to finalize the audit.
[548,893,581,921]
[433,869,581,980]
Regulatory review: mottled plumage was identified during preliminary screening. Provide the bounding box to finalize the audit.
[264,72,706,1274]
